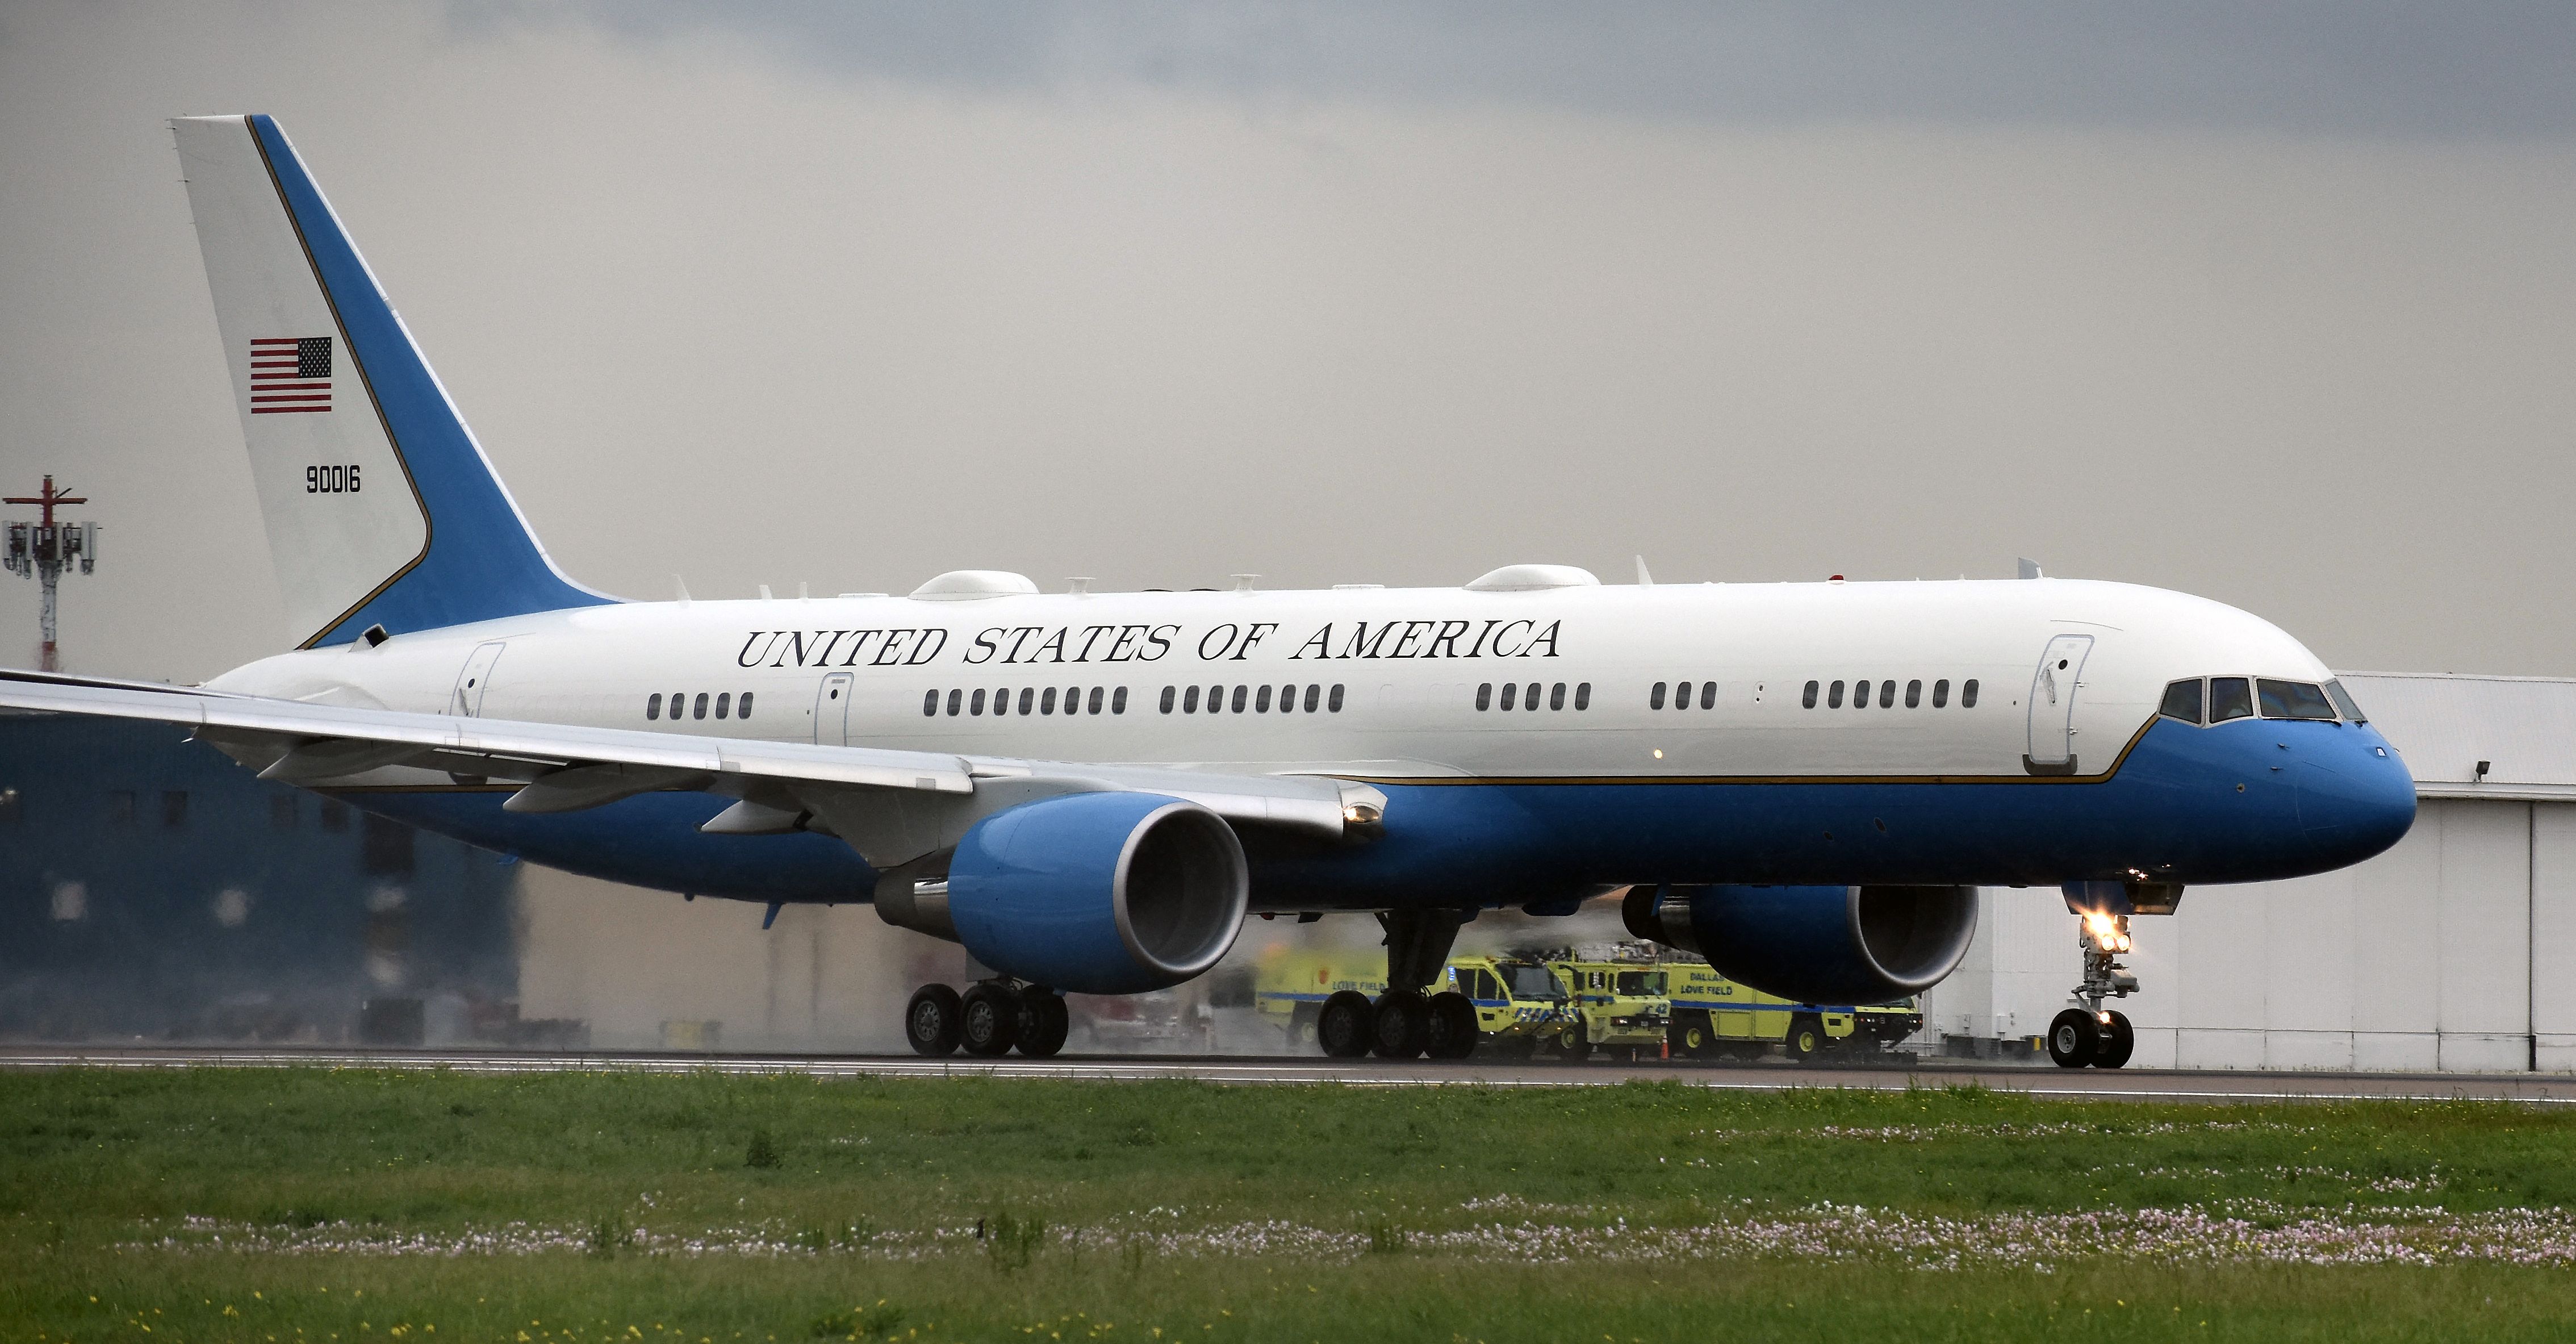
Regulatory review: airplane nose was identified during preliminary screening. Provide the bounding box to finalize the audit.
[2291,729,2417,867]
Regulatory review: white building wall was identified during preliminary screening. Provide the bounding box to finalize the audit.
[1921,798,2567,1073]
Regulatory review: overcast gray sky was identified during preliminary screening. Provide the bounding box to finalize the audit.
[5,2,2575,683]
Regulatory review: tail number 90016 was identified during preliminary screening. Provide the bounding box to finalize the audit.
[307,464,361,494]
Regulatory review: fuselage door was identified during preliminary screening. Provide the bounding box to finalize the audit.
[449,641,506,717]
[814,671,853,746]
[2024,633,2094,774]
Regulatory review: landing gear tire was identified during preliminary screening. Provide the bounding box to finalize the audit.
[1554,1021,1592,1062]
[958,983,1020,1057]
[1317,990,1374,1058]
[1372,990,1431,1059]
[905,984,963,1057]
[1786,1015,1826,1061]
[2094,1010,2135,1070]
[2048,1008,2101,1068]
[1424,992,1481,1060]
[1013,986,1070,1058]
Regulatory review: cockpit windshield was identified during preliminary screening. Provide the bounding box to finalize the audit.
[2258,679,2338,720]
[1503,965,1567,1000]
[2324,679,2368,723]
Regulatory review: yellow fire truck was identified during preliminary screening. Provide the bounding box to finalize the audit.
[1663,960,1922,1059]
[1544,959,1671,1059]
[1251,948,1569,1056]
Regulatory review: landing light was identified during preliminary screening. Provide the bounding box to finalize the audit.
[1343,802,1382,826]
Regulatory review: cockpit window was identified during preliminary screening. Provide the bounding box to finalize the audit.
[2259,679,2338,720]
[2159,679,2204,725]
[2325,679,2368,724]
[2209,677,2255,723]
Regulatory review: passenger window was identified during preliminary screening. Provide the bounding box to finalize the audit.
[1962,679,1980,709]
[1803,681,1818,709]
[1089,686,1105,715]
[1208,684,1224,712]
[1477,683,1493,711]
[1650,682,1667,710]
[1674,680,1692,711]
[1182,685,1199,713]
[1575,682,1591,711]
[2325,679,2366,724]
[2259,679,2337,720]
[693,692,709,720]
[1855,679,1874,708]
[715,692,730,720]
[738,692,753,719]
[1330,684,1345,712]
[969,689,985,716]
[1905,679,1921,708]
[1550,683,1566,711]
[1701,682,1716,710]
[2160,679,2204,725]
[1257,685,1274,713]
[1042,687,1059,715]
[922,690,938,717]
[1112,687,1128,714]
[1281,683,1297,712]
[1525,682,1542,711]
[1502,683,1519,711]
[2209,677,2252,722]
[646,693,662,720]
[946,688,961,717]
[1160,686,1176,713]
[1828,681,1845,708]
[1879,682,1894,709]
[1305,684,1321,712]
[1933,679,1950,708]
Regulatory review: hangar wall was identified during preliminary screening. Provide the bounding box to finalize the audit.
[1922,672,2576,1074]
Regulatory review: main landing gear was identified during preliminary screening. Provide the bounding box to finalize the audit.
[1317,908,1482,1061]
[2048,910,2138,1069]
[906,980,1070,1058]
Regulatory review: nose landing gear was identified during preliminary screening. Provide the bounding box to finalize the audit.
[2049,909,2139,1068]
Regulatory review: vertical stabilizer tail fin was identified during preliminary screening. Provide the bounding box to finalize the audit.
[172,114,610,648]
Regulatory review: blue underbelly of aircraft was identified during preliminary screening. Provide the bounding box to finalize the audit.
[327,716,2412,908]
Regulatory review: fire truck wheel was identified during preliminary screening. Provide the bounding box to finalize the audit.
[1287,1005,1320,1049]
[958,983,1021,1057]
[2047,1008,2101,1068]
[904,984,963,1057]
[1371,990,1431,1059]
[1317,991,1374,1058]
[1554,1021,1591,1061]
[1785,1015,1826,1061]
[1424,992,1481,1059]
[2094,1010,2135,1069]
[1673,1015,1713,1059]
[1013,986,1070,1058]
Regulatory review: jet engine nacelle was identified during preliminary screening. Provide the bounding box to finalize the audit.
[920,791,1249,996]
[1622,883,1979,1004]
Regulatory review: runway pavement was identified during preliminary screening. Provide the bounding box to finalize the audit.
[5,1044,2575,1104]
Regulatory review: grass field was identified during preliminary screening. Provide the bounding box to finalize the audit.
[7,1067,2576,1342]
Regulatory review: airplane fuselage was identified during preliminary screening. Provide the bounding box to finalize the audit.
[208,575,2419,911]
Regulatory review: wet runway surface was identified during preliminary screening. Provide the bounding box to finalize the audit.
[6,1044,2576,1104]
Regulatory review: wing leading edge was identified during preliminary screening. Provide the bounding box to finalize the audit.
[0,669,1377,870]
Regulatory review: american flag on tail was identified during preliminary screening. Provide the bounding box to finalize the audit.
[249,336,332,414]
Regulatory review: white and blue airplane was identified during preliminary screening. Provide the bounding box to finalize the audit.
[1,115,2416,1068]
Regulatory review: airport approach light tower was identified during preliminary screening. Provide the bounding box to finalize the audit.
[3,475,97,673]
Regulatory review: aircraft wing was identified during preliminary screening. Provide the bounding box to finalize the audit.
[0,669,1378,868]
